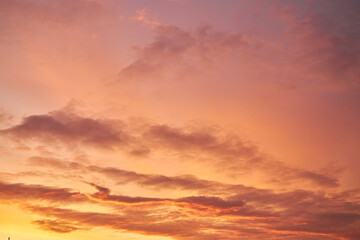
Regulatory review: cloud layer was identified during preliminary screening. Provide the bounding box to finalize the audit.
[1,110,340,188]
[0,1,359,239]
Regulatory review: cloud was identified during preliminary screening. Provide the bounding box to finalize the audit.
[0,0,105,28]
[1,1,359,239]
[278,0,360,87]
[142,124,339,187]
[0,107,13,126]
[32,219,81,233]
[118,24,249,83]
[22,186,360,239]
[27,156,248,195]
[228,188,360,239]
[144,124,257,158]
[28,155,338,199]
[134,8,161,26]
[1,110,130,149]
[22,205,278,239]
[25,156,356,236]
[119,3,360,92]
[28,156,83,170]
[0,176,358,239]
[26,205,223,239]
[2,109,340,188]
[0,181,88,203]
[88,183,244,213]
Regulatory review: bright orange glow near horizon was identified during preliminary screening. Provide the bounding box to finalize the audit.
[0,0,360,239]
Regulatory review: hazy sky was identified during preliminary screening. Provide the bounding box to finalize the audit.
[1,0,360,239]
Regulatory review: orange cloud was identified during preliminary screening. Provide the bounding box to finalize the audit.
[32,219,81,233]
[0,107,13,126]
[1,111,130,149]
[277,0,360,88]
[1,1,360,239]
[134,8,161,26]
[0,181,88,204]
[2,109,339,188]
[0,174,359,239]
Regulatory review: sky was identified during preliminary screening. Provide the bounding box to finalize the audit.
[0,0,360,239]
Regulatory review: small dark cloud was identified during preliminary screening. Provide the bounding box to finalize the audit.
[33,219,80,233]
[0,181,88,203]
[88,182,244,212]
[1,111,130,149]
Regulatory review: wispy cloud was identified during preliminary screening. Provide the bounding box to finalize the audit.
[32,219,81,233]
[1,179,357,239]
[134,8,161,27]
[1,109,340,188]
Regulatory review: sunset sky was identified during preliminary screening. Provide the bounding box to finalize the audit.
[0,0,360,239]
